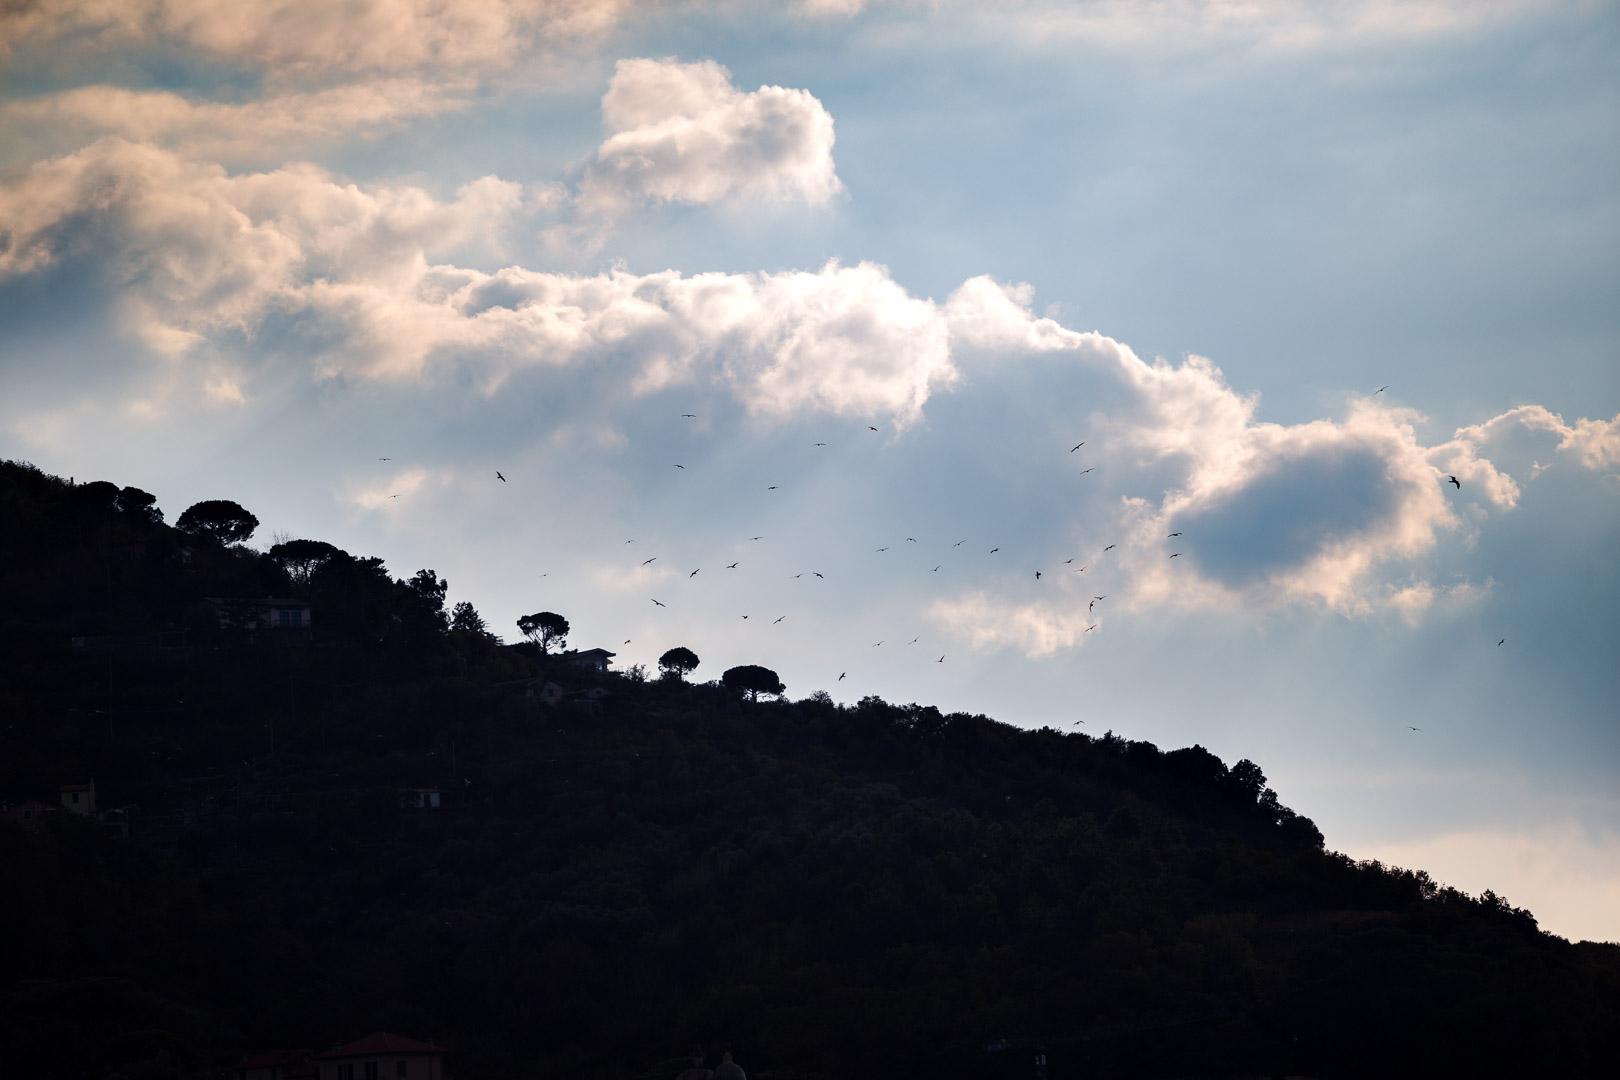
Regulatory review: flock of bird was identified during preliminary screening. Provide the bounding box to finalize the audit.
[429,384,1487,721]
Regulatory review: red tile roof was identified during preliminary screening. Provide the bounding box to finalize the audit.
[313,1033,445,1060]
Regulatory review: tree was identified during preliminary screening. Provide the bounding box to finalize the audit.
[722,664,785,702]
[176,499,259,545]
[658,646,700,681]
[405,569,449,626]
[450,601,488,635]
[267,538,344,587]
[517,611,569,654]
[115,486,162,525]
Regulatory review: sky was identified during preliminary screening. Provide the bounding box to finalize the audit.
[1,0,1617,941]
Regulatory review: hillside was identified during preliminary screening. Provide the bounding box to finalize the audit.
[2,458,1617,1079]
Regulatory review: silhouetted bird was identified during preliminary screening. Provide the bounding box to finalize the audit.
[813,441,828,446]
[906,537,917,542]
[989,547,1000,554]
[1168,531,1182,537]
[910,636,919,644]
[773,615,786,624]
[496,471,507,482]
[378,457,391,461]
[1085,624,1098,633]
[1079,467,1096,475]
[1072,720,1085,725]
[1072,565,1086,572]
[641,557,657,565]
[752,536,764,540]
[869,425,879,431]
[1035,570,1042,580]
[873,641,884,647]
[839,672,846,681]
[1448,475,1461,489]
[689,569,699,578]
[1409,726,1421,732]
[390,494,399,499]
[1498,638,1506,646]
[741,615,749,620]
[954,539,967,547]
[681,413,696,418]
[813,571,824,579]
[673,464,686,470]
[1094,595,1107,602]
[932,565,941,572]
[651,599,666,607]
[1104,544,1116,551]
[877,546,889,552]
[767,485,778,490]
[1169,552,1183,558]
[726,562,739,569]
[1376,385,1390,394]
[1070,442,1085,452]
[1089,600,1096,615]
[623,639,632,644]
[937,655,945,663]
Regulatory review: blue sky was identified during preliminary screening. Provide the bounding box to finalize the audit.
[2,0,1617,940]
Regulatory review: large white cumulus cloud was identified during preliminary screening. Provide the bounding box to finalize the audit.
[579,57,842,216]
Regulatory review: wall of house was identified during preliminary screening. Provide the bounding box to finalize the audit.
[318,1056,442,1080]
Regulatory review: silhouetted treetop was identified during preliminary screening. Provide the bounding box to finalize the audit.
[518,610,569,654]
[722,664,785,702]
[176,499,259,545]
[658,646,700,681]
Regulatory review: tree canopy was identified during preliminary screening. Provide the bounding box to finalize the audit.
[175,499,259,545]
[722,663,785,701]
[517,610,569,654]
[658,646,700,681]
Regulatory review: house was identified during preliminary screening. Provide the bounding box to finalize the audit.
[61,780,96,816]
[2,800,56,829]
[399,788,441,810]
[201,597,313,638]
[563,647,615,672]
[237,1049,315,1080]
[567,687,611,714]
[312,1033,446,1080]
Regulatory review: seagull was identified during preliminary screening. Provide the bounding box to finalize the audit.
[910,636,919,644]
[1448,475,1461,489]
[1070,442,1085,453]
[1064,558,1075,564]
[876,546,889,552]
[1071,720,1085,726]
[872,641,884,647]
[773,615,786,624]
[681,413,697,418]
[869,425,879,432]
[1093,595,1107,602]
[1497,638,1506,646]
[954,539,967,547]
[378,457,392,461]
[1072,565,1086,573]
[1169,552,1183,558]
[767,485,778,490]
[813,442,828,447]
[1085,624,1098,633]
[496,471,507,482]
[641,557,657,565]
[1078,467,1096,475]
[752,536,764,541]
[1104,544,1116,552]
[937,655,945,663]
[673,464,686,470]
[689,569,700,578]
[795,573,803,578]
[1409,726,1421,733]
[1034,570,1042,580]
[931,565,941,572]
[812,571,825,579]
[623,639,632,645]
[989,547,1000,554]
[1167,532,1182,538]
[838,672,847,681]
[726,562,739,569]
[906,537,917,542]
[1375,385,1390,394]
[741,615,749,620]
[390,494,399,499]
[651,599,666,607]
[1089,600,1096,615]
[625,539,635,544]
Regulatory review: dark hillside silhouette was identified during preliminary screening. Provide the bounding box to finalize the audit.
[1,458,1617,1079]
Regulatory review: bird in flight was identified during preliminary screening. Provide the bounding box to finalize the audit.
[1409,726,1421,733]
[869,425,879,432]
[773,615,786,624]
[1070,442,1085,453]
[1169,552,1183,558]
[378,457,391,461]
[623,639,632,645]
[1088,599,1096,615]
[726,562,739,569]
[1085,624,1098,633]
[1375,385,1390,394]
[1167,531,1182,538]
[1071,720,1085,726]
[641,557,657,565]
[1103,544,1116,552]
[1078,467,1096,475]
[1064,558,1075,564]
[954,539,967,547]
[741,615,749,620]
[390,494,399,499]
[680,413,697,420]
[872,641,884,647]
[906,537,917,543]
[989,547,1000,554]
[838,672,847,681]
[673,464,686,470]
[1448,475,1461,489]
[1497,638,1506,646]
[689,569,700,578]
[910,636,919,644]
[937,655,945,663]
[496,471,507,482]
[1034,570,1042,580]
[876,546,889,552]
[931,565,941,572]
[767,485,778,491]
[651,599,666,607]
[812,571,825,579]
[751,536,764,541]
[625,539,634,544]
[1072,565,1086,573]
[813,442,828,447]
[1093,595,1107,602]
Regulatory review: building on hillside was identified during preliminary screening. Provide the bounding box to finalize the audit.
[200,597,313,640]
[399,788,441,810]
[567,686,611,714]
[312,1033,446,1080]
[236,1049,315,1080]
[2,800,56,829]
[61,780,96,816]
[563,647,615,672]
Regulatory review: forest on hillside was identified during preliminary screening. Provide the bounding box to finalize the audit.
[2,458,1618,1079]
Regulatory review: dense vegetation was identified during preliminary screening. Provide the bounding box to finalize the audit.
[2,458,1617,1079]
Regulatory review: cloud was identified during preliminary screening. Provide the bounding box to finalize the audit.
[353,466,431,510]
[1451,404,1620,476]
[0,0,625,80]
[577,57,842,218]
[1,80,471,165]
[929,590,1099,658]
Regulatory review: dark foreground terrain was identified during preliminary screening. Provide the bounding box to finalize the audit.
[2,458,1617,1078]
